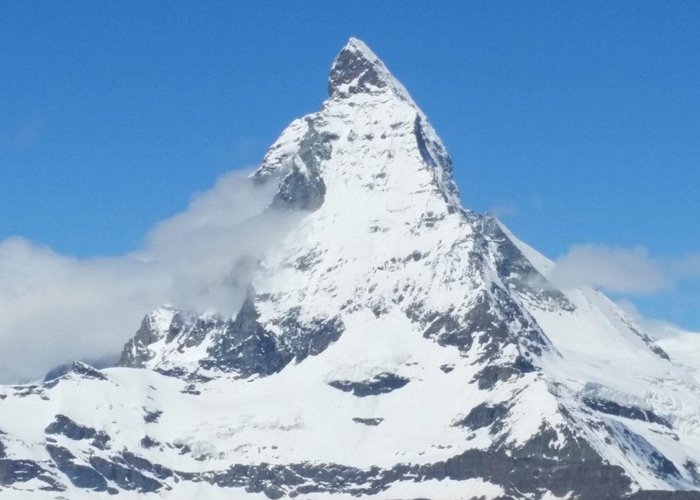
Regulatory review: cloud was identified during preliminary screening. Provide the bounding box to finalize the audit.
[488,193,547,220]
[0,169,298,383]
[550,245,668,293]
[488,202,519,219]
[669,252,700,278]
[550,244,700,294]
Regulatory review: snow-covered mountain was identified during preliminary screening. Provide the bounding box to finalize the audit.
[2,38,700,499]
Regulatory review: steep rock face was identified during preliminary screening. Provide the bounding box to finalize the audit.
[118,308,178,368]
[1,38,700,499]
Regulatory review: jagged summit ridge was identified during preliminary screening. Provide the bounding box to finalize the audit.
[257,37,460,215]
[328,37,411,101]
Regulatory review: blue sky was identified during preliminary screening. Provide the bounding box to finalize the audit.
[1,1,699,329]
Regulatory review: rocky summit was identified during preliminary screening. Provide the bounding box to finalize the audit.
[1,38,700,499]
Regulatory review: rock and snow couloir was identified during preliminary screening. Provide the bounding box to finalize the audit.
[1,38,700,499]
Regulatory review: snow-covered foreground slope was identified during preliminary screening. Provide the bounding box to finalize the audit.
[2,38,700,499]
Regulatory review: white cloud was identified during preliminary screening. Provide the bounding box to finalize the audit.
[550,244,700,294]
[0,169,298,383]
[550,244,668,293]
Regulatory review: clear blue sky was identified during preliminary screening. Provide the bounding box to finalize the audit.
[1,1,699,328]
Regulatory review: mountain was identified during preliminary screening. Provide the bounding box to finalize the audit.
[2,37,700,499]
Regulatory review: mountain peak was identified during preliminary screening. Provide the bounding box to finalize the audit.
[3,37,700,500]
[328,37,410,100]
[254,36,460,212]
[344,37,377,60]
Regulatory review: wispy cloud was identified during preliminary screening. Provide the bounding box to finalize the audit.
[0,169,297,383]
[550,244,700,294]
[489,193,545,220]
[488,202,519,220]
